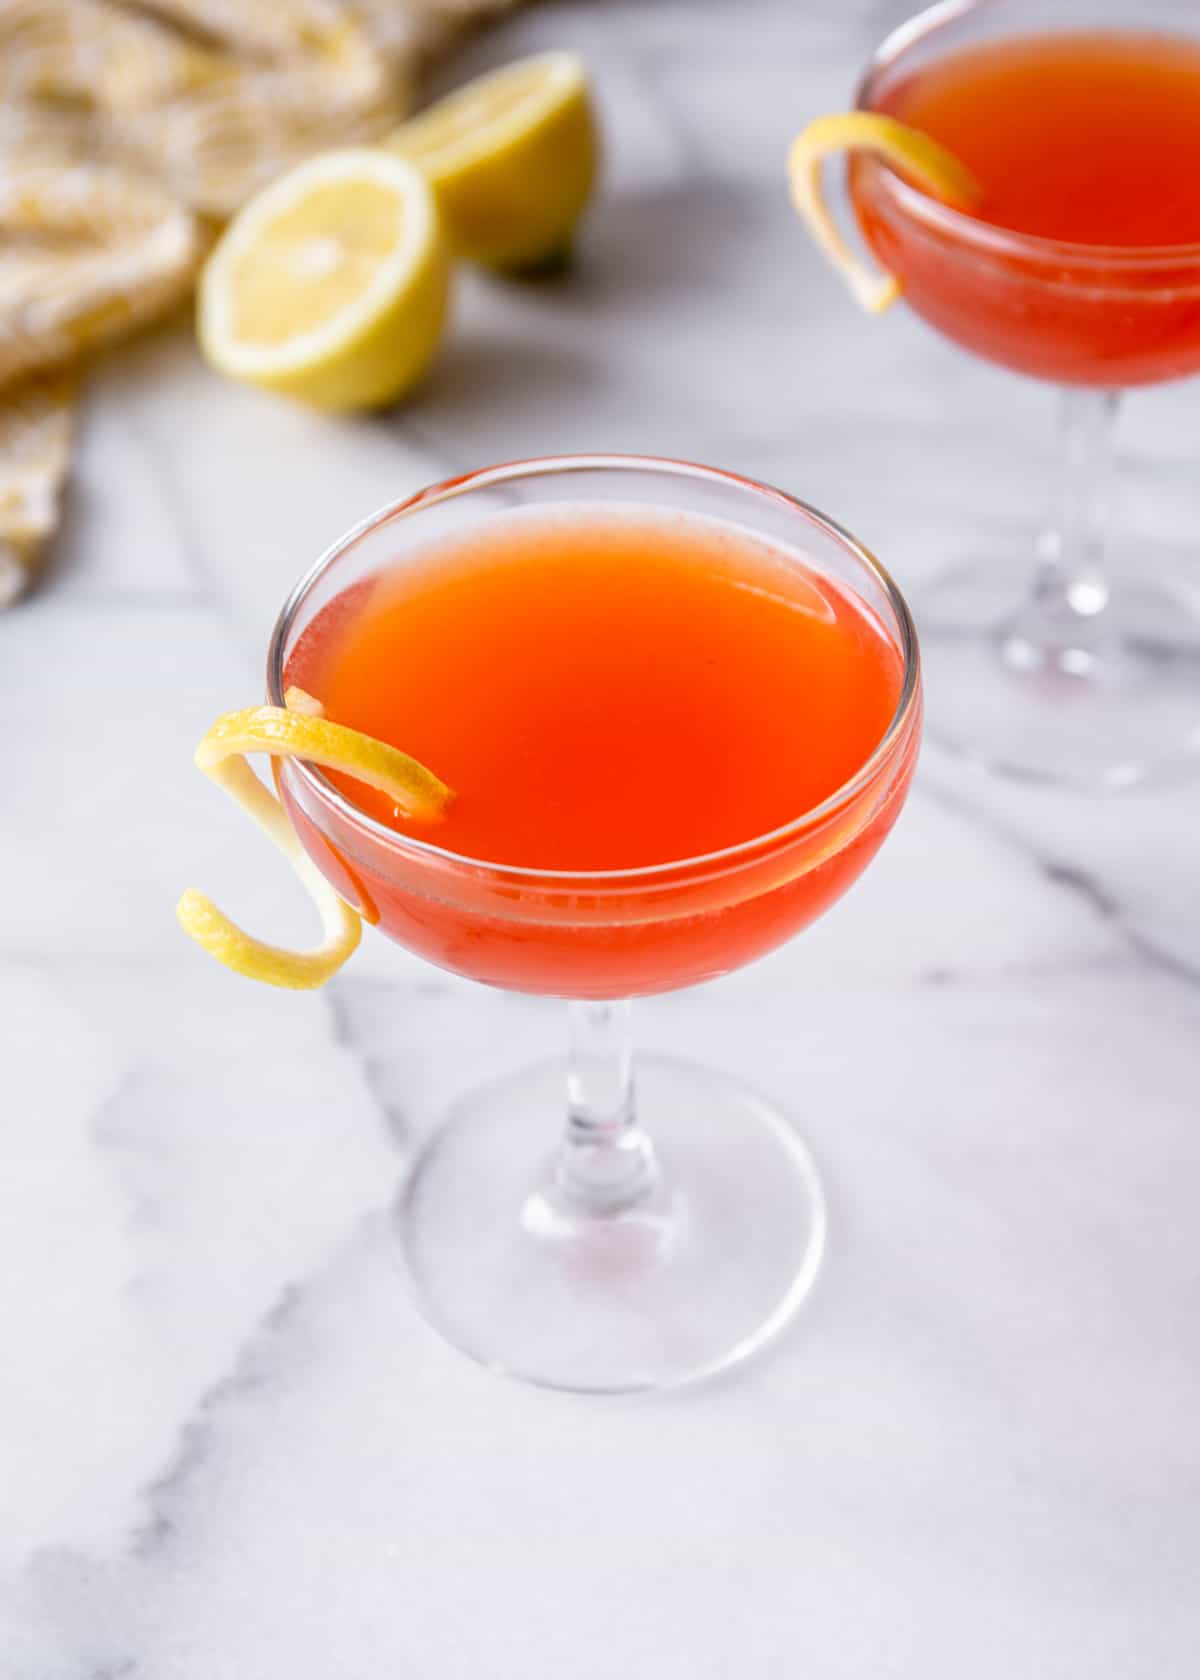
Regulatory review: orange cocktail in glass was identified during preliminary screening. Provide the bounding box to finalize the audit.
[269,457,921,1391]
[282,499,908,999]
[841,1,1200,789]
[853,25,1200,387]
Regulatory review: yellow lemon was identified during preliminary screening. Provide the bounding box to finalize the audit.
[198,149,451,410]
[177,689,452,990]
[388,51,599,271]
[787,112,979,312]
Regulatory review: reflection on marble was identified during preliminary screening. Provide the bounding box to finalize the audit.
[4,2,1200,1674]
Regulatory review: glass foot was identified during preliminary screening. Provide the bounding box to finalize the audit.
[397,1055,826,1393]
[917,556,1200,790]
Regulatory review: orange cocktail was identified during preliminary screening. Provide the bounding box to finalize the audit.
[792,0,1200,791]
[281,502,909,998]
[266,457,920,1392]
[852,26,1200,386]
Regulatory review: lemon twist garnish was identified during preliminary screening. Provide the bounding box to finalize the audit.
[176,688,452,990]
[787,113,980,313]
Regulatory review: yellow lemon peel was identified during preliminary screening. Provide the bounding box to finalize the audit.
[176,688,452,991]
[787,112,980,313]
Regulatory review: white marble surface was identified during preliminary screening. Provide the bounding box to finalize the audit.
[5,2,1200,1674]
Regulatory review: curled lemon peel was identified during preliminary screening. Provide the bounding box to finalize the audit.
[176,687,452,991]
[787,112,980,313]
[283,684,324,716]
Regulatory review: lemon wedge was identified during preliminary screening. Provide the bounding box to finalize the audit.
[387,51,599,271]
[198,149,451,410]
[177,689,452,990]
[787,113,979,313]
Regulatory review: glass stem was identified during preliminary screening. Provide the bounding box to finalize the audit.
[556,1000,657,1211]
[1033,387,1119,629]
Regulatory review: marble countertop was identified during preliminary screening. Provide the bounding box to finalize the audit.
[5,1,1200,1674]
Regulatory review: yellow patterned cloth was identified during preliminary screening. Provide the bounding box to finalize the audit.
[0,0,509,603]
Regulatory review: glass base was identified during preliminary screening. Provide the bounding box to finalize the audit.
[918,556,1200,790]
[396,1055,826,1393]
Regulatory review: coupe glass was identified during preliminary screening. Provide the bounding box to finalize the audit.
[268,457,921,1392]
[852,0,1200,789]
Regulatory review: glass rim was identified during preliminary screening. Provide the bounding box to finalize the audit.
[266,453,921,887]
[856,0,1200,271]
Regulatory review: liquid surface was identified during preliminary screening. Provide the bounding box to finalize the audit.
[286,511,902,871]
[878,30,1200,247]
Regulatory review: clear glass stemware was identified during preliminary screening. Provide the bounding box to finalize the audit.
[268,456,922,1391]
[853,0,1200,789]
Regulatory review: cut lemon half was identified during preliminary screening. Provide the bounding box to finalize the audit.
[387,51,599,271]
[198,149,451,410]
[177,689,452,990]
[787,113,980,313]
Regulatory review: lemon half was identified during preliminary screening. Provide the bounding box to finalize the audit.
[787,113,979,312]
[177,689,453,990]
[198,149,451,410]
[388,51,599,270]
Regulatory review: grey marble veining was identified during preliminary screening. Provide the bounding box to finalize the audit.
[4,2,1200,1675]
